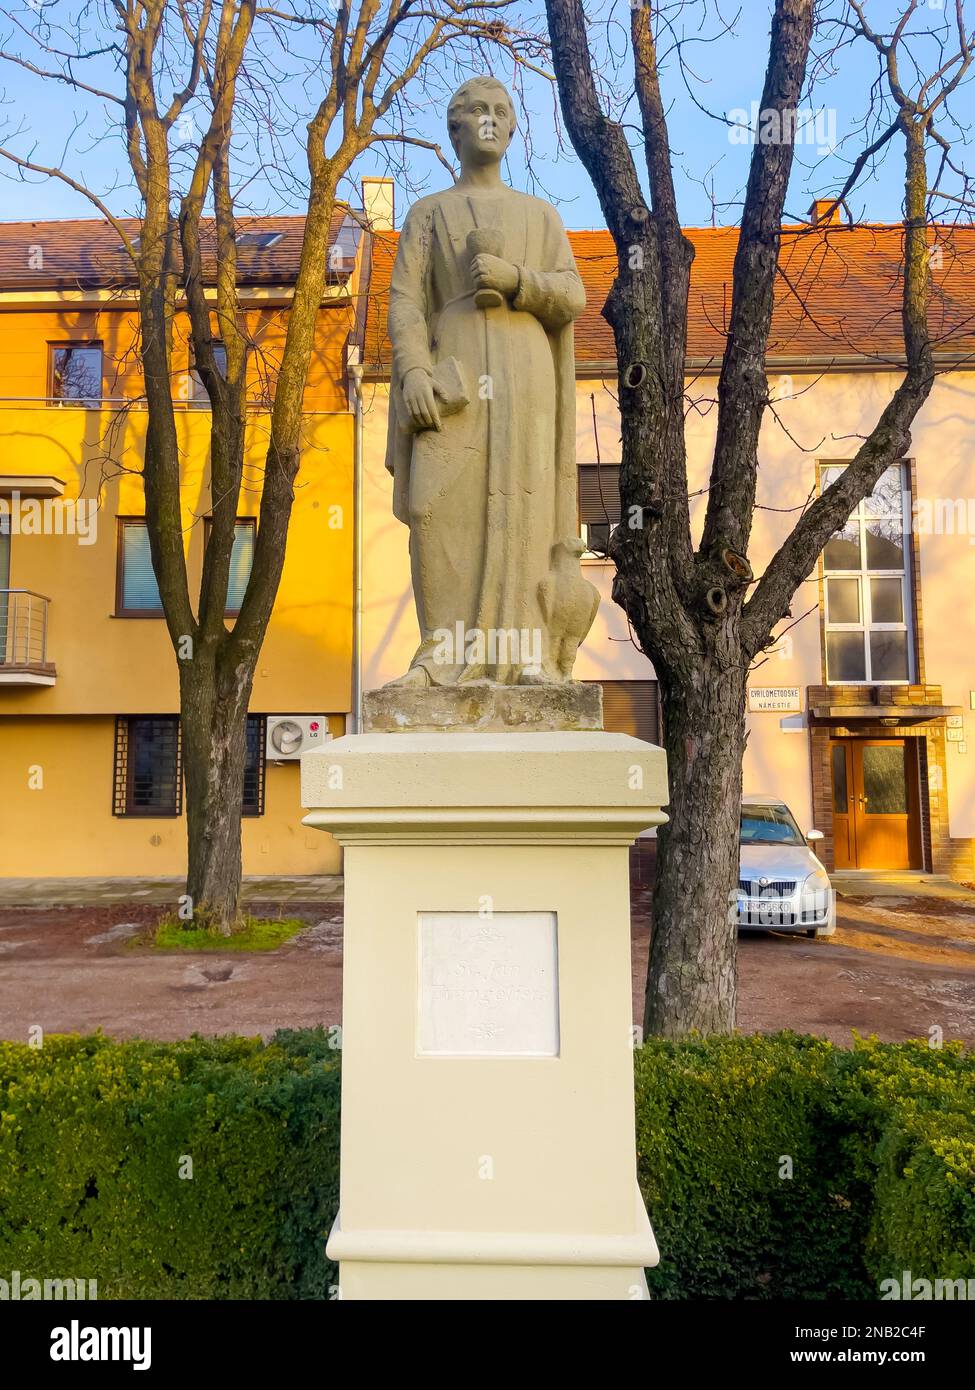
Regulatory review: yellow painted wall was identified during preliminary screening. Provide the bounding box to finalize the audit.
[0,299,356,877]
[0,303,352,410]
[1,404,354,715]
[0,716,343,876]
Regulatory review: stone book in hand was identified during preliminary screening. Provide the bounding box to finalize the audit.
[402,356,470,433]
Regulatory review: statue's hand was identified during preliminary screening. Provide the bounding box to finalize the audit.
[471,254,519,298]
[402,367,442,432]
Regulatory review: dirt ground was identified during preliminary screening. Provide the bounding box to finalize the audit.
[1,887,974,1046]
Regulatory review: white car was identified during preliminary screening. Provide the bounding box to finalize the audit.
[736,796,836,938]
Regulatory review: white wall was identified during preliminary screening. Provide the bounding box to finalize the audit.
[360,368,975,838]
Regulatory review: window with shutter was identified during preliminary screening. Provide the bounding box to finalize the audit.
[578,464,621,557]
[596,680,660,744]
[114,717,181,816]
[227,524,255,611]
[242,714,266,816]
[117,520,163,615]
[203,518,256,614]
[113,714,264,817]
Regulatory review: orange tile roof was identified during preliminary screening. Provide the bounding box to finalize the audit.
[363,222,975,370]
[0,208,358,291]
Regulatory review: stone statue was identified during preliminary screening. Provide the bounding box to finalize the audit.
[384,75,598,688]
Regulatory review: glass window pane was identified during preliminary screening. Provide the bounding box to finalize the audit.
[864,467,903,517]
[122,523,163,612]
[870,577,904,624]
[827,577,860,624]
[870,629,909,682]
[831,744,848,815]
[823,517,861,571]
[190,342,228,407]
[129,718,179,813]
[583,522,613,556]
[51,345,102,404]
[865,519,905,570]
[820,465,846,493]
[226,522,254,610]
[242,714,263,815]
[827,630,867,681]
[862,744,907,814]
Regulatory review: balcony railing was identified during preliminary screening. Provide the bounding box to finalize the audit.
[0,590,56,685]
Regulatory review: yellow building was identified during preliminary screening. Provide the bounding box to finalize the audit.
[0,186,393,878]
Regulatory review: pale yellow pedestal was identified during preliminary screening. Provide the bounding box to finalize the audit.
[301,731,667,1301]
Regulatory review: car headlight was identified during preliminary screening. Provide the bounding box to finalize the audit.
[801,868,832,919]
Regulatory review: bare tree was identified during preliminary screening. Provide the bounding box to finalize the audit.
[544,0,975,1033]
[0,0,538,929]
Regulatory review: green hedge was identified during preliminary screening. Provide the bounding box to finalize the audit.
[0,1029,972,1299]
[0,1031,341,1299]
[635,1034,975,1298]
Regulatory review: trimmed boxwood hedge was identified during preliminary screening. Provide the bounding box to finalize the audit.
[0,1031,341,1300]
[0,1029,972,1299]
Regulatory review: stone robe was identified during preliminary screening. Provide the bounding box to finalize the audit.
[384,185,588,684]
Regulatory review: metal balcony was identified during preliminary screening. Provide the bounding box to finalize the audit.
[0,590,56,685]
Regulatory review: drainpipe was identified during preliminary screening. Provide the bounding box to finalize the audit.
[348,349,364,733]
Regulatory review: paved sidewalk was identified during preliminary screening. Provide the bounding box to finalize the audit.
[830,871,975,901]
[0,876,344,907]
[4,870,974,909]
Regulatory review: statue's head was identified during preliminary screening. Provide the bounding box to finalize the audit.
[447,77,516,165]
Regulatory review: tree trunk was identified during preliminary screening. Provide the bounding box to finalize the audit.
[644,653,748,1037]
[179,645,254,932]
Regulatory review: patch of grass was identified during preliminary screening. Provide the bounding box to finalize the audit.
[147,914,306,952]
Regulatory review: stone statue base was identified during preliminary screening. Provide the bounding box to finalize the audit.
[362,681,603,734]
[301,729,667,1300]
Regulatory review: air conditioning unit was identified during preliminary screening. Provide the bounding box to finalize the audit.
[265,715,330,761]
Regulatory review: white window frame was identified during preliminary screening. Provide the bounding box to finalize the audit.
[820,461,915,685]
[580,520,617,562]
[188,341,228,409]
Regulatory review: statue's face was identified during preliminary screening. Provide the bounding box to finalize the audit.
[449,84,515,166]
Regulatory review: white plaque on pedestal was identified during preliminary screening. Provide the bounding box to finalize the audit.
[418,911,560,1057]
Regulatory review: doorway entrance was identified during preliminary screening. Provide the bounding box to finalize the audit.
[830,738,923,870]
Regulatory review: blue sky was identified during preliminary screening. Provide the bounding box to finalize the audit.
[0,1,969,231]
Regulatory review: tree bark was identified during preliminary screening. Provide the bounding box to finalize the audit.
[179,642,254,931]
[646,660,747,1037]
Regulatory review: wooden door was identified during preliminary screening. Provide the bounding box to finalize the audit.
[830,742,856,869]
[830,738,922,869]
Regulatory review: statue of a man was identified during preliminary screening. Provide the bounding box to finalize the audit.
[384,75,598,687]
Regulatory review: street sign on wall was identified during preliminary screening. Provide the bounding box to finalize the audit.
[747,686,802,713]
